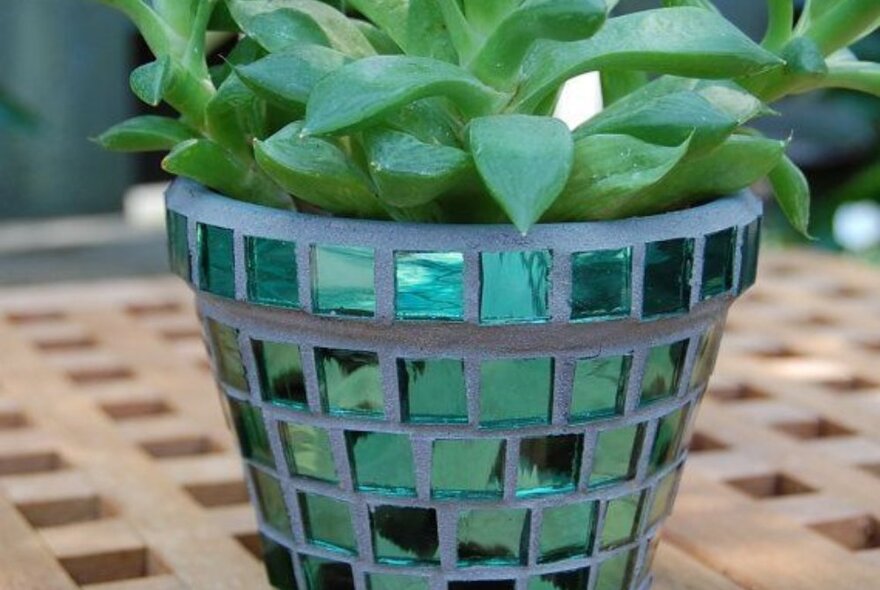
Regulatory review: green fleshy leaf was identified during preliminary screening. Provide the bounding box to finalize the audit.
[769,155,812,237]
[363,128,474,208]
[163,139,290,208]
[254,122,387,217]
[152,0,198,35]
[469,0,607,89]
[130,57,171,106]
[600,70,648,106]
[226,0,375,56]
[661,0,720,12]
[353,20,403,55]
[383,98,462,147]
[515,8,783,111]
[462,0,521,36]
[206,74,268,158]
[304,56,507,136]
[407,0,459,63]
[211,36,267,87]
[469,115,574,233]
[96,116,197,152]
[346,0,409,50]
[545,134,691,221]
[236,44,350,110]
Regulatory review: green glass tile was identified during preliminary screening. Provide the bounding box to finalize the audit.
[398,358,468,424]
[538,501,597,563]
[432,439,505,499]
[479,358,553,428]
[316,348,384,418]
[528,568,590,590]
[261,534,297,590]
[300,555,354,590]
[299,492,357,555]
[570,355,631,423]
[701,228,736,300]
[347,431,415,495]
[278,422,337,483]
[228,398,274,468]
[648,469,681,526]
[198,223,236,298]
[371,505,440,565]
[206,319,248,391]
[247,237,299,308]
[649,407,689,474]
[517,434,582,498]
[457,508,530,566]
[571,248,632,322]
[739,219,761,292]
[312,244,375,317]
[589,425,643,488]
[367,573,429,590]
[166,210,190,280]
[449,582,515,590]
[639,537,661,585]
[480,251,551,324]
[689,323,724,390]
[395,251,464,321]
[250,467,291,537]
[595,549,635,590]
[643,238,693,318]
[254,340,308,409]
[640,339,689,406]
[600,492,644,550]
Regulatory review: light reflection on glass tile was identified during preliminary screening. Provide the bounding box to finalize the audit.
[589,424,642,488]
[227,398,274,468]
[367,573,430,590]
[649,406,689,474]
[247,237,299,308]
[261,534,296,590]
[649,468,681,526]
[640,339,689,406]
[600,492,644,550]
[371,505,440,565]
[571,248,632,322]
[398,358,468,424]
[701,228,736,300]
[538,501,597,563]
[432,439,505,499]
[457,508,530,566]
[253,339,307,409]
[300,554,355,590]
[316,348,384,418]
[517,434,582,498]
[278,422,337,483]
[449,582,515,590]
[347,431,415,496]
[740,219,761,292]
[312,244,375,317]
[480,251,551,324]
[643,238,693,318]
[197,223,236,298]
[250,467,291,537]
[690,323,724,390]
[570,355,631,423]
[166,210,190,279]
[528,568,590,590]
[299,492,357,555]
[479,358,553,428]
[395,251,464,321]
[206,319,248,391]
[595,549,635,590]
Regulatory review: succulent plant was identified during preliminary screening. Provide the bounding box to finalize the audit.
[95,0,880,234]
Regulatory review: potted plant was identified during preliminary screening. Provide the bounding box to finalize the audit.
[93,1,880,589]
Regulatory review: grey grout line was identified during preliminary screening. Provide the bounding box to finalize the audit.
[630,243,646,321]
[527,506,544,568]
[504,437,521,501]
[296,241,314,313]
[374,248,396,323]
[550,248,572,323]
[380,352,402,423]
[300,346,324,414]
[690,235,707,309]
[465,359,482,428]
[233,231,248,302]
[551,359,575,426]
[329,429,356,493]
[412,436,433,501]
[463,250,482,323]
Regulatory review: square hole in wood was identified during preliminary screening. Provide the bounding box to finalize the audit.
[860,463,880,479]
[811,515,880,551]
[126,301,183,317]
[160,326,203,342]
[708,383,770,403]
[101,399,173,421]
[0,410,28,430]
[140,436,222,459]
[774,417,856,440]
[185,480,249,508]
[34,335,97,352]
[17,496,117,529]
[6,310,66,325]
[689,432,729,453]
[236,532,262,560]
[58,547,169,586]
[68,366,135,386]
[821,376,877,394]
[0,450,67,476]
[726,473,816,499]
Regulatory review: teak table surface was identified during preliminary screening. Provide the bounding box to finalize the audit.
[1,250,879,590]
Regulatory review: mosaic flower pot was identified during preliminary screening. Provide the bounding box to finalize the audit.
[166,179,761,590]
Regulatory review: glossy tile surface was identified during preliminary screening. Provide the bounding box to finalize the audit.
[300,555,355,590]
[457,508,530,566]
[348,431,416,495]
[312,245,376,317]
[480,251,551,324]
[600,492,643,550]
[254,339,308,409]
[197,223,235,298]
[643,238,693,318]
[206,319,248,391]
[480,358,553,428]
[247,237,299,308]
[227,398,274,468]
[517,434,582,497]
[640,339,689,406]
[166,210,190,279]
[571,248,632,321]
[395,251,464,320]
[432,439,505,499]
[701,228,736,300]
[398,358,468,424]
[299,492,357,554]
[316,348,384,418]
[570,355,631,422]
[589,425,642,488]
[251,467,291,537]
[279,422,337,483]
[538,501,596,563]
[371,505,440,565]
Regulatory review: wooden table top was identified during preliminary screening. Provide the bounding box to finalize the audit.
[1,250,878,590]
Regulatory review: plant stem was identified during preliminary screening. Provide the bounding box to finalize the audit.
[762,0,793,53]
[818,61,880,97]
[96,0,183,56]
[805,0,880,56]
[183,0,219,78]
